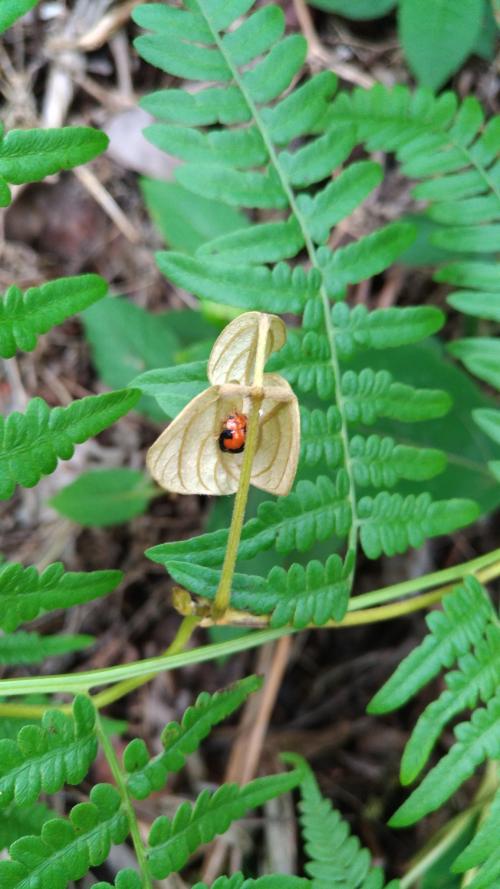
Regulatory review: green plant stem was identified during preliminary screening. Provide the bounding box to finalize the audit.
[95,709,153,889]
[0,549,498,705]
[93,614,199,709]
[212,315,269,618]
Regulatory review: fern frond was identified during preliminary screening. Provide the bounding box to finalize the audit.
[136,1,479,624]
[0,388,140,499]
[147,766,303,878]
[0,801,52,851]
[0,561,123,632]
[124,675,262,799]
[390,689,500,827]
[193,876,311,889]
[0,126,108,207]
[452,785,500,888]
[0,784,128,888]
[368,577,494,714]
[0,275,107,358]
[92,870,143,889]
[0,631,93,664]
[286,753,399,889]
[0,695,97,807]
[369,578,500,826]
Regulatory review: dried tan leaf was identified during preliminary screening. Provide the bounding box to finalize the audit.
[251,374,300,496]
[208,311,286,386]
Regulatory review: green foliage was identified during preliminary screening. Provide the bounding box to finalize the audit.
[93,870,143,889]
[369,578,500,827]
[49,468,156,527]
[193,877,311,889]
[124,675,262,799]
[0,784,128,888]
[0,561,122,632]
[453,785,500,888]
[0,388,140,499]
[0,695,97,807]
[133,0,480,628]
[286,753,399,888]
[0,0,39,34]
[0,126,108,207]
[0,801,52,851]
[147,766,304,879]
[398,0,484,91]
[0,631,93,664]
[0,274,107,358]
[83,297,180,420]
[140,178,249,253]
[306,0,396,18]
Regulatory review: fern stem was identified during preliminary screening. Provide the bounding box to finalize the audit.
[212,314,269,618]
[95,709,153,889]
[199,0,359,574]
[93,614,200,710]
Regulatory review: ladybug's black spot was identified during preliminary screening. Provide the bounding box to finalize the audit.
[219,431,245,453]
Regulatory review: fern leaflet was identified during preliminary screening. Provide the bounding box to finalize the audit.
[124,675,262,798]
[0,274,107,358]
[147,766,304,878]
[452,783,500,888]
[0,561,122,632]
[0,630,94,664]
[0,388,140,499]
[0,695,97,808]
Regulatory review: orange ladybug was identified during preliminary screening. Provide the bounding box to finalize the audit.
[219,412,247,454]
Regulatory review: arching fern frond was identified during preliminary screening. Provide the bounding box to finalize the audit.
[134,0,478,627]
[0,695,97,808]
[0,784,128,888]
[0,561,123,632]
[368,577,500,828]
[147,766,304,879]
[285,754,400,889]
[124,675,262,799]
[0,275,107,358]
[0,388,140,499]
[453,783,500,889]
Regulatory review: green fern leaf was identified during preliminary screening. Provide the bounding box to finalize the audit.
[156,253,318,313]
[193,876,311,889]
[358,492,479,559]
[198,217,304,264]
[0,275,107,358]
[390,689,500,827]
[0,388,140,499]
[400,624,500,784]
[124,675,262,799]
[0,784,128,888]
[0,695,97,807]
[320,222,416,291]
[0,631,93,664]
[350,436,446,488]
[92,870,143,889]
[147,766,304,878]
[168,553,354,627]
[0,127,108,204]
[452,786,500,888]
[0,801,52,851]
[448,339,500,390]
[298,160,382,244]
[473,409,500,445]
[0,561,122,632]
[286,753,399,889]
[0,0,39,34]
[368,577,494,713]
[448,290,500,323]
[148,475,353,570]
[332,303,444,355]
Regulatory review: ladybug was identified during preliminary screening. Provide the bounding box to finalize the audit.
[219,412,247,454]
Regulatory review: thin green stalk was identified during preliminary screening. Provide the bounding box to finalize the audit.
[95,709,152,889]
